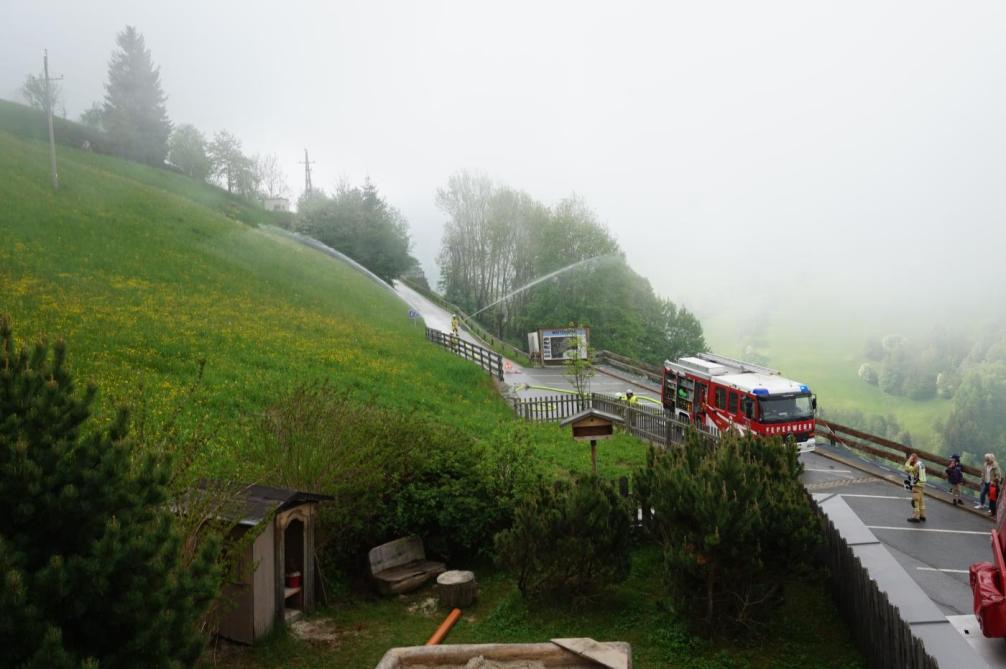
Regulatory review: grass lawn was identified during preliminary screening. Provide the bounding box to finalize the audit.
[204,546,863,669]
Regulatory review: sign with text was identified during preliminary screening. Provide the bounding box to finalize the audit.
[539,327,589,363]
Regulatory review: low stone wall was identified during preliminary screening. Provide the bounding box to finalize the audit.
[813,493,988,669]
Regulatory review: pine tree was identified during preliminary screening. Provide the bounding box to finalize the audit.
[0,316,219,667]
[645,431,819,633]
[494,476,631,602]
[102,26,172,165]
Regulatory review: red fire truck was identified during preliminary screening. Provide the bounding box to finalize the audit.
[661,353,817,452]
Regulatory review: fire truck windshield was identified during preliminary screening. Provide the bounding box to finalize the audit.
[758,394,814,423]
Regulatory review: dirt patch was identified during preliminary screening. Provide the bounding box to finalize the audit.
[406,596,439,616]
[289,617,345,646]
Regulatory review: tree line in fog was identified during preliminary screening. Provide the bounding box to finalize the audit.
[21,26,288,203]
[437,171,706,364]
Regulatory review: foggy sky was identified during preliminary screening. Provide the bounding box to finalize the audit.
[3,1,1005,329]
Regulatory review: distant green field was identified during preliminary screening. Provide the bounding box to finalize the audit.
[0,127,644,480]
[705,314,951,452]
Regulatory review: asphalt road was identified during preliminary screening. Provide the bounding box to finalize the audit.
[801,448,994,616]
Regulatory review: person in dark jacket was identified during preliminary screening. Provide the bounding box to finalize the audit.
[946,454,965,506]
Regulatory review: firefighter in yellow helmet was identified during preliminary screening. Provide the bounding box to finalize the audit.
[905,453,927,523]
[450,314,459,336]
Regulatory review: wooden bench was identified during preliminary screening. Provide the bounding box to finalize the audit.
[368,536,446,595]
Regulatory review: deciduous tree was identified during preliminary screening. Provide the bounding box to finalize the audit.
[253,153,289,199]
[295,179,417,282]
[208,130,251,194]
[436,172,707,363]
[21,73,61,113]
[168,124,212,181]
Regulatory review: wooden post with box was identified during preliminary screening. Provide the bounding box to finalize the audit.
[561,409,624,474]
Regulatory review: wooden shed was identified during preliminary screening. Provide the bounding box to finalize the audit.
[217,484,332,644]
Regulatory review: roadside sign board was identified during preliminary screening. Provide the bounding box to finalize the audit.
[539,326,589,364]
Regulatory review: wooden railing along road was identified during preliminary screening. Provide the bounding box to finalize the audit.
[400,279,532,366]
[513,398,975,488]
[513,392,696,447]
[426,328,504,381]
[815,418,983,491]
[594,350,665,385]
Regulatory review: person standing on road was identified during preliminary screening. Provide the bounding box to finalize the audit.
[905,453,927,523]
[989,455,1003,518]
[977,453,999,511]
[450,314,460,336]
[946,454,964,506]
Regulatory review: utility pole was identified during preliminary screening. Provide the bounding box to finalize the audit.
[299,148,315,194]
[43,49,63,190]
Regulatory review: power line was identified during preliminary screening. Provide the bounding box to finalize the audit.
[43,49,63,190]
[299,148,316,194]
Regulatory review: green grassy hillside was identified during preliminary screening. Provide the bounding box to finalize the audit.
[0,99,278,228]
[0,124,642,479]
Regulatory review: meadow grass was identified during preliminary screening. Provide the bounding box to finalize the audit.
[0,128,644,479]
[0,99,278,228]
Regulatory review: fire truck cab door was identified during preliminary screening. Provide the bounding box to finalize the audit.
[742,397,754,421]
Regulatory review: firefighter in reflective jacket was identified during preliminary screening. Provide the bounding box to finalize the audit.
[450,314,460,336]
[905,453,927,523]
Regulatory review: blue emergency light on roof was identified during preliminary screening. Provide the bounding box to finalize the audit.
[799,385,809,393]
[753,388,769,396]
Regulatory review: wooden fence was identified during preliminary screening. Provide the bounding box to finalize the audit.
[594,350,665,385]
[401,279,532,365]
[512,392,697,447]
[815,419,982,491]
[426,328,504,381]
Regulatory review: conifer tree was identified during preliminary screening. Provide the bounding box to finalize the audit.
[644,431,819,633]
[494,476,631,602]
[0,316,219,667]
[102,26,172,165]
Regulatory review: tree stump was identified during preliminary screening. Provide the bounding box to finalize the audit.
[436,570,477,608]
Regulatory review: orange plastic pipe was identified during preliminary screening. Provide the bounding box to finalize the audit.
[425,607,462,645]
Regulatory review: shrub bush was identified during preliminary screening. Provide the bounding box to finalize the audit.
[857,362,879,386]
[252,385,543,575]
[643,431,819,634]
[494,476,631,603]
